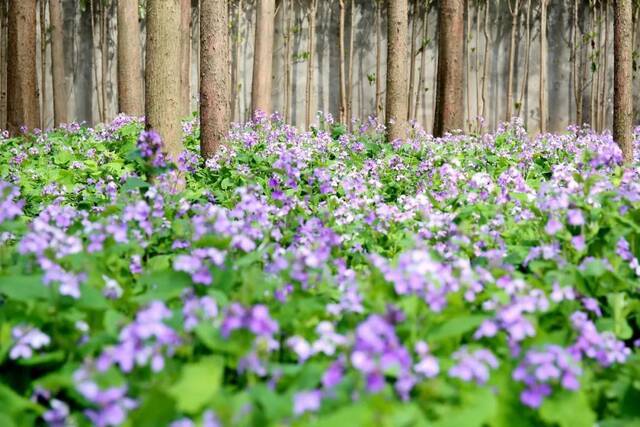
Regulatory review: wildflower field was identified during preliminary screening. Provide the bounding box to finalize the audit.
[1,114,640,426]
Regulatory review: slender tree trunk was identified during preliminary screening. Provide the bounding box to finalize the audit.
[282,0,290,122]
[338,0,347,123]
[146,0,182,161]
[49,0,66,125]
[233,0,243,122]
[117,0,144,116]
[251,0,275,116]
[475,0,480,124]
[614,0,633,162]
[305,0,316,128]
[375,0,383,119]
[506,0,520,121]
[415,1,430,125]
[180,0,192,117]
[407,0,418,121]
[465,0,471,128]
[539,0,548,133]
[590,1,597,127]
[595,3,604,131]
[572,0,583,124]
[386,0,408,140]
[100,0,109,123]
[89,0,102,123]
[516,0,531,117]
[347,0,355,128]
[40,0,46,129]
[200,0,229,158]
[433,0,464,136]
[601,1,609,131]
[7,0,40,134]
[481,0,489,120]
[0,0,7,130]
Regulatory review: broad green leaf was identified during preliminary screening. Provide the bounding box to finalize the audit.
[0,275,49,302]
[428,314,489,341]
[168,356,224,414]
[540,391,596,427]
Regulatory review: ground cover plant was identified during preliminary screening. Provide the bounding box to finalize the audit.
[1,114,640,426]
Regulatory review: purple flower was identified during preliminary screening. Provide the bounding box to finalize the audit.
[545,218,563,235]
[322,359,345,389]
[10,325,51,360]
[448,347,498,385]
[567,209,584,226]
[293,389,322,415]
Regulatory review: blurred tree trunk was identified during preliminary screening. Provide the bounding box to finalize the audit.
[117,0,143,116]
[506,0,520,121]
[539,0,548,133]
[375,0,383,120]
[180,0,192,116]
[7,0,39,134]
[347,0,355,128]
[146,0,182,161]
[40,0,46,129]
[251,0,274,116]
[338,0,347,123]
[613,0,633,162]
[100,0,109,123]
[385,0,408,141]
[433,0,464,137]
[49,0,67,125]
[200,0,230,158]
[407,0,418,122]
[0,0,6,130]
[305,0,316,128]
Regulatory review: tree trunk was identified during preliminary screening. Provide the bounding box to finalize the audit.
[506,0,519,121]
[601,2,609,131]
[100,0,109,123]
[516,0,531,118]
[7,0,39,134]
[613,0,633,162]
[539,0,548,133]
[415,1,430,125]
[282,0,290,122]
[338,0,347,123]
[233,0,243,122]
[433,0,464,137]
[385,0,408,140]
[572,0,583,124]
[49,0,66,125]
[89,0,103,123]
[407,0,418,122]
[180,0,192,117]
[40,0,46,129]
[305,0,316,128]
[117,0,144,116]
[146,0,182,161]
[0,0,7,130]
[347,0,355,128]
[251,0,274,116]
[481,0,489,119]
[200,0,230,158]
[375,0,383,120]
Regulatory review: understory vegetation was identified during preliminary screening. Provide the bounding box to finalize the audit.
[1,115,640,426]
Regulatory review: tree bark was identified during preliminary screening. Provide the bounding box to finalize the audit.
[200,0,229,158]
[347,0,355,128]
[49,0,66,125]
[100,0,109,123]
[433,0,464,137]
[40,0,46,129]
[117,0,144,116]
[539,0,548,133]
[338,0,347,123]
[481,0,489,119]
[407,0,418,122]
[146,0,182,161]
[7,0,39,134]
[385,0,408,140]
[506,0,520,121]
[305,0,316,128]
[375,0,383,120]
[0,0,7,130]
[180,0,192,117]
[251,0,275,116]
[614,0,633,162]
[516,0,531,118]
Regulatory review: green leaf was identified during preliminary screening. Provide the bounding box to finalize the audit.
[433,387,497,427]
[0,275,49,302]
[121,177,150,192]
[130,388,177,427]
[540,391,596,427]
[168,356,224,414]
[134,270,192,303]
[78,284,109,310]
[428,314,489,341]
